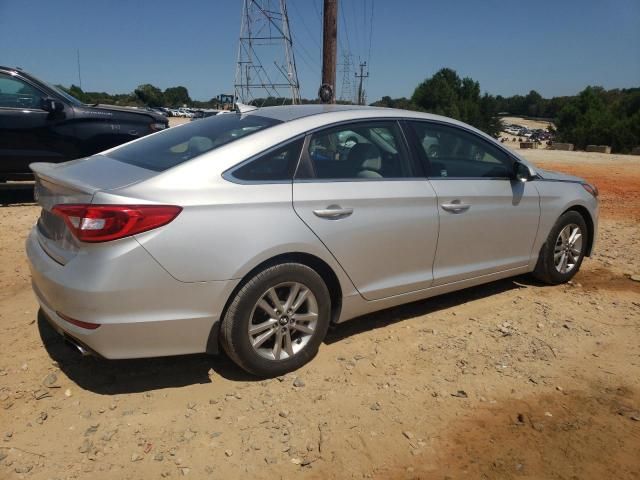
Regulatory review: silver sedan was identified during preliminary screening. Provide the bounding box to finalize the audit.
[26,105,598,376]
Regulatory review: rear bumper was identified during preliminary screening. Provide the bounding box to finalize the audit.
[26,227,238,359]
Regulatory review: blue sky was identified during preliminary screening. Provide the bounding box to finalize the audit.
[1,0,638,101]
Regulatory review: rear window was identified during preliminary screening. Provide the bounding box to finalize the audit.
[108,113,281,171]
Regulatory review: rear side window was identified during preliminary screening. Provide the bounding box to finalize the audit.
[108,114,281,172]
[302,121,415,180]
[232,139,303,182]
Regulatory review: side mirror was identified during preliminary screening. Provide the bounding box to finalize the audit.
[514,162,534,182]
[41,97,64,113]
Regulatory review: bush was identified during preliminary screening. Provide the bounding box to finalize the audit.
[371,69,503,137]
[555,87,640,153]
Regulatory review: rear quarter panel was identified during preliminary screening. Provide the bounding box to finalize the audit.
[97,182,358,298]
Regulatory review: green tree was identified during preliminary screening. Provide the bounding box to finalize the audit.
[556,86,640,152]
[134,84,164,107]
[524,90,544,117]
[412,68,461,119]
[370,96,419,110]
[410,68,502,136]
[163,86,191,107]
[68,84,86,102]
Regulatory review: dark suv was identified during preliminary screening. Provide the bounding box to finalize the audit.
[0,67,168,181]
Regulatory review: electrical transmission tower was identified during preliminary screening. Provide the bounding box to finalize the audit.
[234,0,301,105]
[338,53,354,103]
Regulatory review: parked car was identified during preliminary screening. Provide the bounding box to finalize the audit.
[0,66,168,181]
[26,104,598,377]
[176,107,194,118]
[190,110,218,121]
[150,107,168,117]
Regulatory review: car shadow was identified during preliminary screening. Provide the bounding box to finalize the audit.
[36,310,258,395]
[0,182,35,206]
[324,275,536,344]
[37,275,538,394]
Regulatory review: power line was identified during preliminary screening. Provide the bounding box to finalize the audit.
[293,42,321,75]
[339,0,352,59]
[289,0,322,60]
[312,0,323,25]
[350,0,362,59]
[367,0,374,67]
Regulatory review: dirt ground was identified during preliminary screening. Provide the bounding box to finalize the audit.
[1,148,639,479]
[500,116,555,131]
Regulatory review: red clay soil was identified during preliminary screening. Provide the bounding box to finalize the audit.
[542,162,640,221]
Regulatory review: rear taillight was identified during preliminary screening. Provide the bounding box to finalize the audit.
[51,204,182,243]
[57,312,101,330]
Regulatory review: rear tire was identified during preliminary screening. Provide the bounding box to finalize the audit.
[220,263,331,377]
[533,211,588,285]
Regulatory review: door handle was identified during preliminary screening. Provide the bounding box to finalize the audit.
[441,201,471,213]
[313,205,354,219]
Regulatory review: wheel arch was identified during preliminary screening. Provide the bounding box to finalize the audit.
[562,205,594,256]
[206,252,343,354]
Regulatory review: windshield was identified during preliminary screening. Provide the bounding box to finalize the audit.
[108,113,281,171]
[46,82,84,106]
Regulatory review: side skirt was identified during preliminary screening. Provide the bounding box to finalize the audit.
[336,265,531,324]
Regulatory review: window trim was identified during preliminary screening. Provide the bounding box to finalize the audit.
[222,134,306,184]
[405,119,519,181]
[294,118,424,183]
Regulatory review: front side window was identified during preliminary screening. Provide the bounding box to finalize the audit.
[302,121,414,180]
[409,121,513,178]
[0,73,44,109]
[108,113,281,172]
[232,139,303,181]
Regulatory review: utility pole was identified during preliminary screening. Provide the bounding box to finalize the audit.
[319,0,337,103]
[355,61,369,105]
[76,49,82,90]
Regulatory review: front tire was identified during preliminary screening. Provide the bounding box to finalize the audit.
[220,263,331,377]
[533,211,588,285]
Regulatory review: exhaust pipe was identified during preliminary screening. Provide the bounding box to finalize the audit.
[64,336,92,357]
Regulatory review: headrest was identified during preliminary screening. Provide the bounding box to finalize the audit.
[188,136,214,154]
[349,143,381,171]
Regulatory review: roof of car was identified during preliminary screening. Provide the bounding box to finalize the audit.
[248,104,393,122]
[0,66,22,74]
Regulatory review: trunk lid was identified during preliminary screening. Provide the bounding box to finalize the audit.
[31,157,157,264]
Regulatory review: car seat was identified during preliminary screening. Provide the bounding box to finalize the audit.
[349,143,383,178]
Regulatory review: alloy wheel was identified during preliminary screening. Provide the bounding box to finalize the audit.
[248,282,319,361]
[554,223,583,274]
